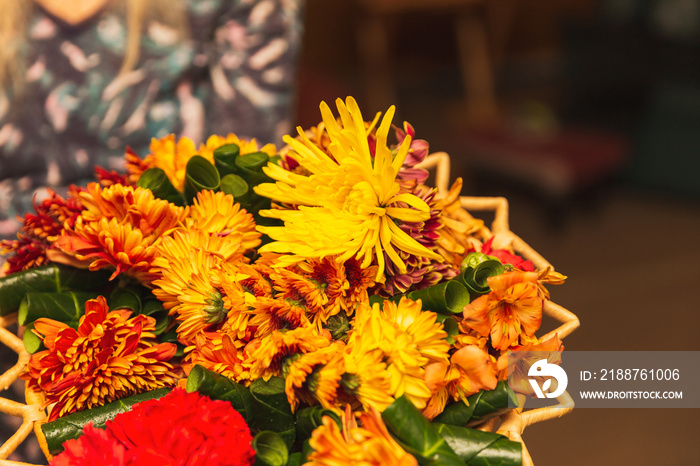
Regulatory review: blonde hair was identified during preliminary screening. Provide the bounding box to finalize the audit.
[0,0,189,97]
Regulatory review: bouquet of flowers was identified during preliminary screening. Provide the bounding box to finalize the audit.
[0,97,578,466]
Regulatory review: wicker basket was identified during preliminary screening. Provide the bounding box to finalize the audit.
[0,153,580,465]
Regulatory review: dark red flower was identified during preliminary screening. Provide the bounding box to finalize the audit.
[1,188,84,273]
[95,166,130,187]
[49,388,255,466]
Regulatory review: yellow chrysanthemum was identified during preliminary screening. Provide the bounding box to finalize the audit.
[254,96,443,282]
[348,297,450,410]
[306,408,418,466]
[198,133,277,161]
[55,183,188,282]
[126,133,276,192]
[341,344,394,412]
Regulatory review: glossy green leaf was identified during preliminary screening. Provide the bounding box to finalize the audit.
[186,364,255,423]
[18,291,100,326]
[433,382,519,427]
[407,280,470,315]
[435,423,522,466]
[249,377,296,450]
[213,143,241,177]
[381,395,463,465]
[42,388,171,455]
[0,265,111,316]
[253,431,289,466]
[184,155,220,202]
[136,167,184,205]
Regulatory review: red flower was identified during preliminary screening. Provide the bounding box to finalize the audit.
[49,388,255,466]
[475,237,535,272]
[95,166,130,187]
[50,424,127,466]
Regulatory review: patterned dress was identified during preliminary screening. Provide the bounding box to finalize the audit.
[0,1,303,462]
[0,0,304,236]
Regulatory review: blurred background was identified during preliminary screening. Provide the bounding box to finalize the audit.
[295,0,699,464]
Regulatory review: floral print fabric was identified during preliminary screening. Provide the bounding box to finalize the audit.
[0,0,303,236]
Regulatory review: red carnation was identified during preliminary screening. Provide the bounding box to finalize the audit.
[50,424,127,466]
[49,389,255,466]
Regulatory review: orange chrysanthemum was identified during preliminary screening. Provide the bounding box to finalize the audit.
[54,183,188,282]
[306,407,418,466]
[151,243,251,345]
[23,296,177,421]
[247,326,332,381]
[460,271,544,351]
[248,296,312,338]
[283,342,346,411]
[187,190,261,255]
[181,331,251,385]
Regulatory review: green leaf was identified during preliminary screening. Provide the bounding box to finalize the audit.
[435,314,459,345]
[294,406,341,450]
[136,167,184,205]
[456,259,505,299]
[253,431,289,466]
[213,143,241,177]
[18,291,100,326]
[42,388,171,455]
[0,265,111,316]
[435,423,522,466]
[220,173,250,204]
[285,452,303,466]
[186,364,255,423]
[433,381,519,427]
[107,286,170,334]
[108,285,144,313]
[236,151,270,173]
[461,252,491,270]
[249,377,296,450]
[23,322,45,354]
[381,395,463,465]
[407,280,470,315]
[184,155,220,202]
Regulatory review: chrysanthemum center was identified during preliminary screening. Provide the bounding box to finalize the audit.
[203,290,226,324]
